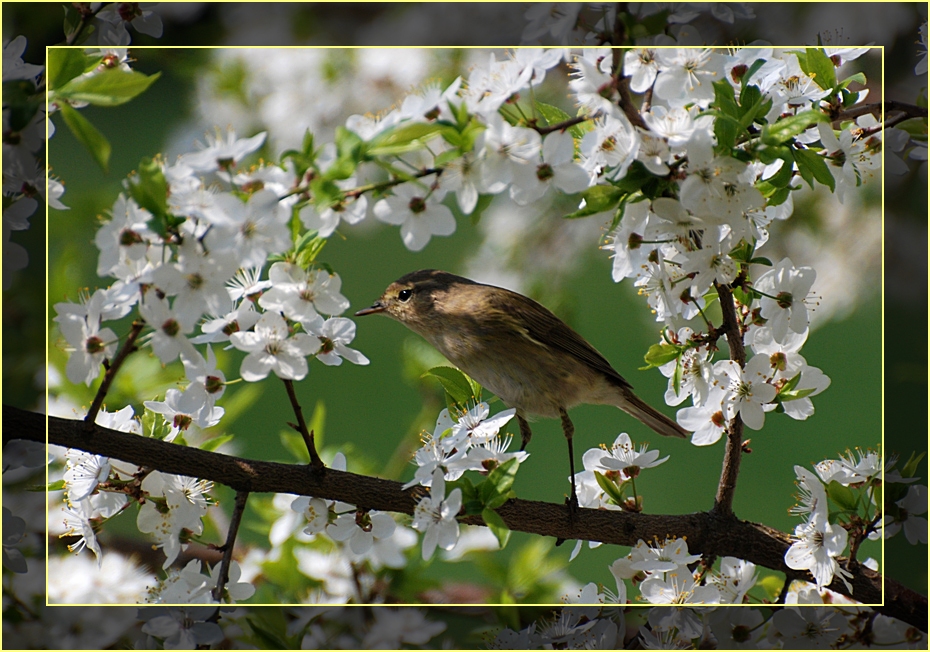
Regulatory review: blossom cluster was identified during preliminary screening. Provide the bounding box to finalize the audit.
[786,450,927,591]
[42,41,900,611]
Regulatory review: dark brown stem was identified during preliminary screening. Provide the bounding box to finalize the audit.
[342,167,442,200]
[848,512,882,567]
[536,114,592,135]
[835,100,928,123]
[617,76,649,131]
[85,320,145,425]
[776,576,792,604]
[211,490,249,603]
[9,405,926,631]
[712,282,747,517]
[282,378,324,468]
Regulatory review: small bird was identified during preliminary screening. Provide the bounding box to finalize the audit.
[356,269,688,514]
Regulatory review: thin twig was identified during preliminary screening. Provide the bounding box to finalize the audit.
[536,114,593,135]
[85,320,145,425]
[712,282,747,518]
[342,167,442,199]
[835,100,928,123]
[211,490,250,603]
[282,378,324,468]
[776,576,792,604]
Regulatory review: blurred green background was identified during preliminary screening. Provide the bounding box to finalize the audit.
[41,46,903,601]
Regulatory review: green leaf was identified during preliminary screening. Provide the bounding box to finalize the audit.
[902,451,927,479]
[762,110,829,146]
[422,366,475,406]
[792,147,835,192]
[594,471,627,505]
[827,480,858,512]
[280,429,309,464]
[728,240,756,263]
[643,343,680,368]
[757,145,792,165]
[367,121,447,156]
[871,482,883,515]
[434,148,464,167]
[535,101,587,140]
[458,475,479,508]
[2,80,43,132]
[737,84,770,132]
[779,387,817,402]
[126,157,169,218]
[742,58,768,86]
[441,115,485,152]
[802,47,837,91]
[535,101,571,127]
[200,434,235,452]
[308,400,326,446]
[482,507,511,549]
[638,8,671,36]
[759,574,784,599]
[714,113,739,152]
[47,48,94,91]
[55,68,161,106]
[57,102,111,172]
[564,184,623,219]
[895,117,928,138]
[672,357,683,396]
[780,372,802,394]
[732,284,753,307]
[767,186,792,207]
[840,89,860,109]
[837,71,867,90]
[482,458,520,509]
[309,178,343,209]
[246,616,292,650]
[327,126,366,180]
[46,479,66,492]
[764,156,795,188]
[294,232,328,268]
[711,79,740,119]
[141,406,173,440]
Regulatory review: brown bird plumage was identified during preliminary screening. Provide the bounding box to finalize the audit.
[357,269,688,512]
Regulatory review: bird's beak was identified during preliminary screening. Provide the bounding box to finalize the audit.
[355,301,385,316]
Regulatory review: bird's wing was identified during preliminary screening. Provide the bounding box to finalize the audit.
[489,289,633,389]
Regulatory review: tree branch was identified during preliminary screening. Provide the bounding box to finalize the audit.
[282,378,323,468]
[8,404,925,631]
[712,282,746,517]
[85,320,145,425]
[535,114,592,135]
[834,100,928,124]
[211,489,249,603]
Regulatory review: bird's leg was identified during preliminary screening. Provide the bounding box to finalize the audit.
[559,408,580,521]
[517,414,533,451]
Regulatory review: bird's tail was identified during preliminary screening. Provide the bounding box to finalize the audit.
[616,388,689,439]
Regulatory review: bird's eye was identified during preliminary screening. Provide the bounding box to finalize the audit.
[398,289,413,302]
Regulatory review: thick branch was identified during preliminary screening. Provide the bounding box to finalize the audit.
[7,404,925,631]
